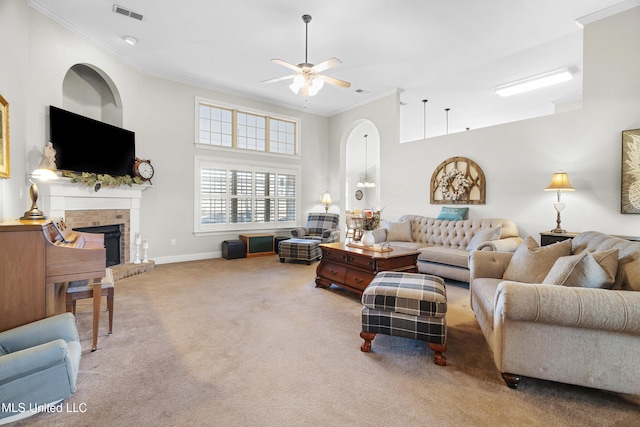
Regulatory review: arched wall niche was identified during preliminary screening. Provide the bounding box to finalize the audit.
[62,63,123,126]
[345,120,381,213]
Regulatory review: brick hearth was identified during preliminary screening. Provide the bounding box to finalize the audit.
[109,261,156,281]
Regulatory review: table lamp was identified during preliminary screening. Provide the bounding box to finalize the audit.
[21,168,58,221]
[321,192,332,212]
[544,171,575,234]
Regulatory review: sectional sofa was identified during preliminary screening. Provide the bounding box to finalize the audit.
[375,214,523,282]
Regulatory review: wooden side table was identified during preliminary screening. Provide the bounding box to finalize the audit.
[239,233,275,257]
[540,231,579,246]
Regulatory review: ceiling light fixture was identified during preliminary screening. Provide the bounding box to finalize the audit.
[422,99,428,139]
[262,14,350,97]
[495,68,573,97]
[122,36,138,45]
[356,134,376,188]
[290,74,324,96]
[445,108,450,135]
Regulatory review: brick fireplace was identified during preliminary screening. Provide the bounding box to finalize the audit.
[65,210,130,265]
[38,179,149,264]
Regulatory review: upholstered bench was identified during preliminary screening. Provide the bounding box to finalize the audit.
[279,238,321,264]
[360,271,448,366]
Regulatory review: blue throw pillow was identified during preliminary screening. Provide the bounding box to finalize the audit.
[436,206,468,221]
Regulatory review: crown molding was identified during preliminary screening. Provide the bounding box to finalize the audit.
[575,0,640,28]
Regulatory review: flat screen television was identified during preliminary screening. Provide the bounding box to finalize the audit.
[49,106,136,176]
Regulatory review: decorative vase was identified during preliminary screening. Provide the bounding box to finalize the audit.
[362,230,375,246]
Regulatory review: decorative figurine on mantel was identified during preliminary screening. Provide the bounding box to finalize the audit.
[38,142,58,170]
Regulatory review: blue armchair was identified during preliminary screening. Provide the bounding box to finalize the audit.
[0,313,81,422]
[292,212,340,243]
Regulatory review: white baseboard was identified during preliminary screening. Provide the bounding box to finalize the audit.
[152,251,221,265]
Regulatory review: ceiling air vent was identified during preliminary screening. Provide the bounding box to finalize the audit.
[113,4,143,21]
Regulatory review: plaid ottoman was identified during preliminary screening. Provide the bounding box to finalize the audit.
[360,271,448,366]
[279,238,321,265]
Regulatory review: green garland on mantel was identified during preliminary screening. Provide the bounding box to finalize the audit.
[62,171,144,191]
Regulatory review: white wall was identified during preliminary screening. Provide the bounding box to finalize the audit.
[0,1,329,263]
[0,0,29,221]
[330,7,640,241]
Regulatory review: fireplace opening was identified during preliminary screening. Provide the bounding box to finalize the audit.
[74,224,122,267]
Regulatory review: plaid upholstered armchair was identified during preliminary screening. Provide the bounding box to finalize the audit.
[291,213,340,243]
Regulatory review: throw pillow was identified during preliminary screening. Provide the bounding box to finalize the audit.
[503,236,572,283]
[436,206,469,221]
[386,220,413,242]
[466,226,502,251]
[542,249,619,289]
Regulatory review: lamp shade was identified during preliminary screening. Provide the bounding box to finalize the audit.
[289,75,305,94]
[321,192,332,205]
[545,171,575,192]
[31,168,59,181]
[321,191,332,212]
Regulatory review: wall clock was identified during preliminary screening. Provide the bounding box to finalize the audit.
[355,189,363,200]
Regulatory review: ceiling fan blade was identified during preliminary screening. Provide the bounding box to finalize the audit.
[311,57,341,73]
[271,59,301,73]
[316,74,351,88]
[262,75,296,84]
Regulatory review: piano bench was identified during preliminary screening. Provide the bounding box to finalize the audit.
[66,281,114,350]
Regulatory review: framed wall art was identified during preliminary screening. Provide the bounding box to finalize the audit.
[430,156,485,204]
[0,94,9,178]
[621,128,640,214]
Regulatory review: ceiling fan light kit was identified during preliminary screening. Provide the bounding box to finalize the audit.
[289,74,324,97]
[264,14,351,97]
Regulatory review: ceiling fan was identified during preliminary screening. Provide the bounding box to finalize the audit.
[263,14,351,97]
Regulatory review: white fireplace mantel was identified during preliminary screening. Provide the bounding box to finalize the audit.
[37,178,151,263]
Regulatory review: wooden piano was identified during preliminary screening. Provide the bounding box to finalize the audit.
[0,219,106,348]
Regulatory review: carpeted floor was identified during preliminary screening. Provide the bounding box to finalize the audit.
[13,257,640,426]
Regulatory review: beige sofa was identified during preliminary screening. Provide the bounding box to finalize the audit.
[469,231,640,394]
[376,215,523,282]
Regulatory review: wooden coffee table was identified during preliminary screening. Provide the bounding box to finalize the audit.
[315,242,419,295]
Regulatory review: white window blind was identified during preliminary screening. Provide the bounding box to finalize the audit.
[195,157,299,233]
